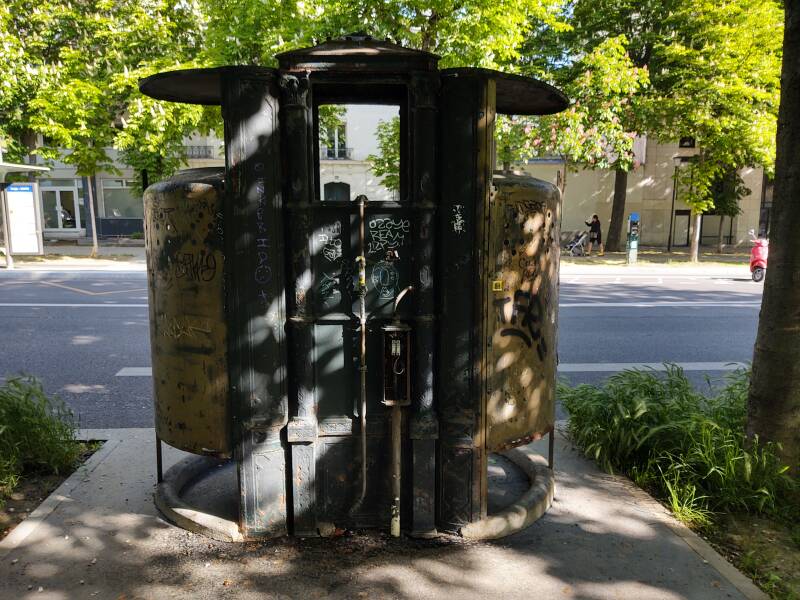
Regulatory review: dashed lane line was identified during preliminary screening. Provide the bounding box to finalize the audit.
[116,367,152,376]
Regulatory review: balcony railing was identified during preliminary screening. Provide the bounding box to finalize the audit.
[185,145,217,159]
[320,146,352,160]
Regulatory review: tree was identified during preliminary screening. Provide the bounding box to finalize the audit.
[747,4,800,474]
[2,0,206,248]
[200,0,566,68]
[496,35,649,209]
[366,117,401,193]
[538,0,782,256]
[710,170,747,254]
[652,0,782,261]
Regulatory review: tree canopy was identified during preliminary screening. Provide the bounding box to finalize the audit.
[0,0,783,216]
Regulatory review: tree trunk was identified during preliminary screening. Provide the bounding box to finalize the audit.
[716,215,725,254]
[557,156,568,195]
[748,3,800,473]
[689,212,702,262]
[605,168,628,252]
[86,175,100,259]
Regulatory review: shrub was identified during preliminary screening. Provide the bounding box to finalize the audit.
[560,366,797,526]
[0,376,80,503]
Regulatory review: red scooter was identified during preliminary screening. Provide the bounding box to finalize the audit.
[749,230,768,282]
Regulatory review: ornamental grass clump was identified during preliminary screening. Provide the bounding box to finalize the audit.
[560,366,797,527]
[0,376,80,504]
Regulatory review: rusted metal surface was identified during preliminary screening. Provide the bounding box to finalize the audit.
[140,34,568,540]
[144,168,230,456]
[485,172,560,452]
[277,33,439,73]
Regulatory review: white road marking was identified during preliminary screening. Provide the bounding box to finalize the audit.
[559,362,747,373]
[116,367,152,376]
[0,303,147,307]
[559,301,760,308]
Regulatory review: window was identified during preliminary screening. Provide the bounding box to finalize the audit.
[324,182,351,202]
[101,179,142,219]
[316,103,401,202]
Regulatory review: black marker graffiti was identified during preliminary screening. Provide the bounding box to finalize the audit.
[497,290,547,360]
[174,251,217,282]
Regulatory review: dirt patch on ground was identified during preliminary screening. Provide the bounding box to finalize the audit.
[1,443,101,540]
[705,513,800,599]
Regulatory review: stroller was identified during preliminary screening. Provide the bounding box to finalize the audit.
[564,230,589,256]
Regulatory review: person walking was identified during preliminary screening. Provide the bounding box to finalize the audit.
[585,214,604,256]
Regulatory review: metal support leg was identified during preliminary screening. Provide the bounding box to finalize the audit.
[390,405,402,537]
[156,435,163,484]
[548,428,555,470]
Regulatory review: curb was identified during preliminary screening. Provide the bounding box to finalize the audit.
[460,448,555,540]
[0,437,122,560]
[613,479,769,600]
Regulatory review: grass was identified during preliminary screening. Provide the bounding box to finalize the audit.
[0,376,82,506]
[559,366,798,528]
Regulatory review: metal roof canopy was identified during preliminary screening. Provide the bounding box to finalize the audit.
[0,162,49,183]
[139,36,568,116]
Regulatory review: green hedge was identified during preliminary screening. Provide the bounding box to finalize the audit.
[0,377,80,503]
[560,366,797,527]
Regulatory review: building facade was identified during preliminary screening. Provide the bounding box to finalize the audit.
[520,140,770,248]
[25,123,769,247]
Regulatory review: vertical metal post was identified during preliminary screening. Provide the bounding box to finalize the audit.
[408,72,439,536]
[0,184,15,269]
[155,435,163,483]
[352,196,369,514]
[222,68,289,539]
[390,404,402,537]
[438,72,495,531]
[281,73,319,536]
[548,429,554,470]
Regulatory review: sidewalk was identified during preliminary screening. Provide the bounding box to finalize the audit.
[2,244,753,277]
[2,244,146,271]
[0,428,765,600]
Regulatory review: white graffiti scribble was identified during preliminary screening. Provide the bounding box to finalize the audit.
[452,205,465,234]
[316,221,343,262]
[367,218,410,254]
[318,272,340,304]
[371,261,400,299]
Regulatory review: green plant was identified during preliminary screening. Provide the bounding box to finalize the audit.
[560,366,798,524]
[129,232,144,240]
[0,376,80,504]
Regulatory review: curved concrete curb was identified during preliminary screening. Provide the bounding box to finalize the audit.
[154,455,243,543]
[460,449,554,540]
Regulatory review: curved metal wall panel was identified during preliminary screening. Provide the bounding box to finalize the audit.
[485,173,560,451]
[144,168,230,455]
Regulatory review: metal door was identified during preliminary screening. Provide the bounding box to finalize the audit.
[282,80,418,528]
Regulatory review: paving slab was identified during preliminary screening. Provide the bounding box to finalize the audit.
[0,428,765,600]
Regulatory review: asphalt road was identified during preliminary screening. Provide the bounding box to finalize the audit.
[0,269,763,428]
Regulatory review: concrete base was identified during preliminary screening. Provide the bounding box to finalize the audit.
[461,448,555,540]
[155,450,548,542]
[155,456,243,543]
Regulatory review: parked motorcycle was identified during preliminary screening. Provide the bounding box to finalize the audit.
[749,230,768,282]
